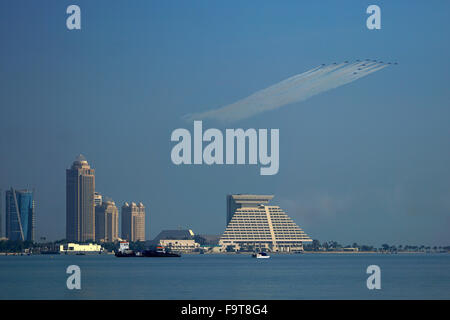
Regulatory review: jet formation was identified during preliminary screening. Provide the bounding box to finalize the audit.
[325,59,397,75]
[184,59,395,123]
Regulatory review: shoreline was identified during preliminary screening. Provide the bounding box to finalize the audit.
[0,251,447,256]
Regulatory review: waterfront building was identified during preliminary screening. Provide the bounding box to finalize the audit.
[95,200,119,242]
[147,229,199,253]
[153,229,195,241]
[5,188,35,241]
[121,202,145,241]
[220,194,312,252]
[195,234,221,246]
[59,242,103,253]
[66,154,95,242]
[227,194,273,225]
[159,239,200,253]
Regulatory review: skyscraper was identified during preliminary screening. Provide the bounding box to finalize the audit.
[121,202,145,241]
[95,200,119,242]
[66,155,95,242]
[94,192,103,207]
[220,194,312,252]
[5,188,35,241]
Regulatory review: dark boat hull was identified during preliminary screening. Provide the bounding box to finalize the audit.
[115,251,136,257]
[115,250,180,257]
[142,250,180,257]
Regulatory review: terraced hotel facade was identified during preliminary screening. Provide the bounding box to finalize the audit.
[219,195,312,252]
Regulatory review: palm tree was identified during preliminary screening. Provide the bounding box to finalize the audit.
[312,239,320,251]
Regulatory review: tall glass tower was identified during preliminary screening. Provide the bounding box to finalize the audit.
[66,155,95,242]
[5,188,35,241]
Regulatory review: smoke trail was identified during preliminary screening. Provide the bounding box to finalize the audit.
[183,61,392,123]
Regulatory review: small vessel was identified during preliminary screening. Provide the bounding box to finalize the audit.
[115,241,137,257]
[115,250,136,257]
[114,242,180,258]
[252,252,270,259]
[142,246,181,258]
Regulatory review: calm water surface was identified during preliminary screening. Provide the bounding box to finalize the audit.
[0,253,449,299]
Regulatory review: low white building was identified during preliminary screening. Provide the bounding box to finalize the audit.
[60,243,103,253]
[147,229,200,253]
[159,239,200,253]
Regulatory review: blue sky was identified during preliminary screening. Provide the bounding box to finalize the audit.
[0,1,449,245]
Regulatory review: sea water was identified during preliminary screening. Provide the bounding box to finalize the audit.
[0,253,448,299]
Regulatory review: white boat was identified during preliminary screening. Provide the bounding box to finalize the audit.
[252,252,270,259]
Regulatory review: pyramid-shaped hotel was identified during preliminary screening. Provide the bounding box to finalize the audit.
[219,195,312,252]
